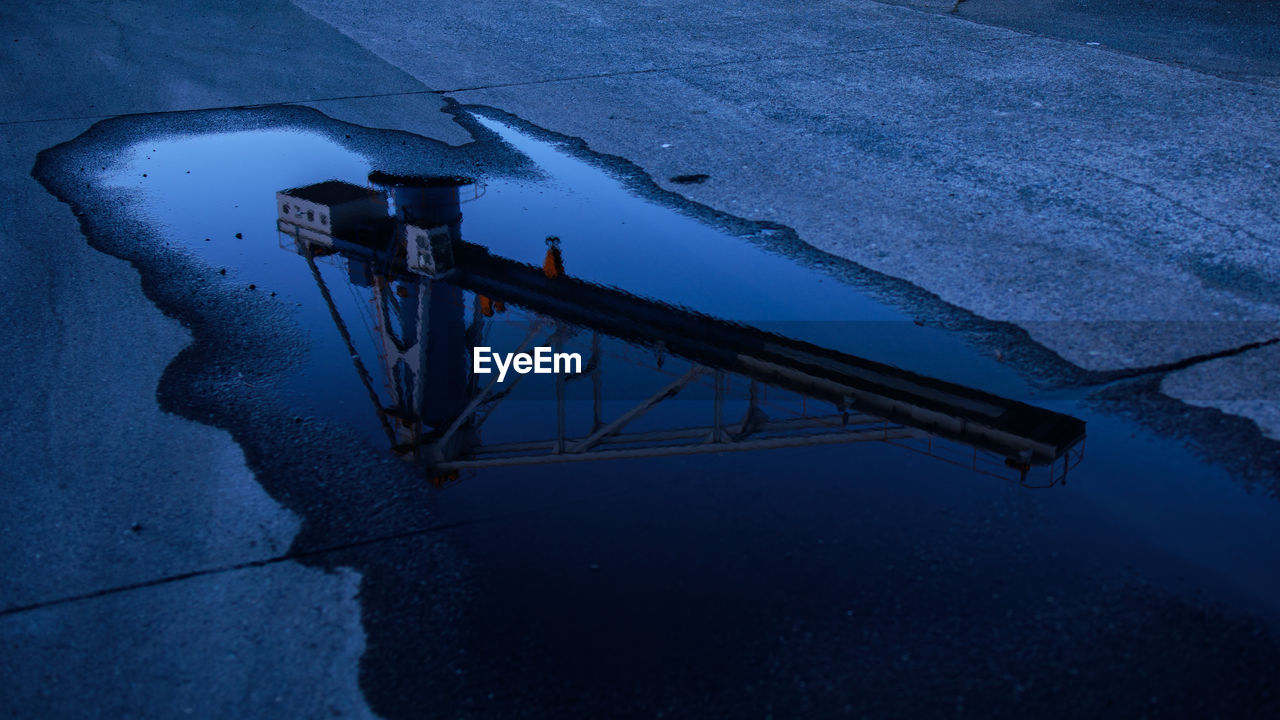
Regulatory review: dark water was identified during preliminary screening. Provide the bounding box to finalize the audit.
[93,112,1280,715]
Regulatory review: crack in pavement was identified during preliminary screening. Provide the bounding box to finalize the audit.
[0,519,471,619]
[1077,335,1280,389]
[1084,164,1277,247]
[0,36,1019,128]
[0,483,645,619]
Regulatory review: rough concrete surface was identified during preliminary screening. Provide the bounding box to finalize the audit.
[1,565,374,719]
[881,0,1280,86]
[3,0,1280,716]
[1164,342,1280,441]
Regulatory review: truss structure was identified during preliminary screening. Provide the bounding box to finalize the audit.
[276,177,1086,488]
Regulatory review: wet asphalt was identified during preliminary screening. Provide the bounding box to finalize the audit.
[3,2,1280,718]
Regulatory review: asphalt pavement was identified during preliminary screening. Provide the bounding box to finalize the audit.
[2,1,1278,717]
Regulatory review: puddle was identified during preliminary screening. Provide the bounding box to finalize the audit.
[36,105,1280,715]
